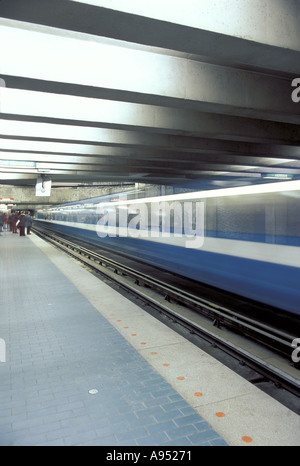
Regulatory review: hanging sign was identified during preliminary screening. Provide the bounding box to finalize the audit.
[36,176,52,197]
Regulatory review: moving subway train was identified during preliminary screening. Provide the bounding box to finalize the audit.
[35,181,300,317]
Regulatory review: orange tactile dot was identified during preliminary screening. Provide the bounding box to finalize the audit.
[216,412,225,418]
[140,342,147,345]
[131,333,137,336]
[242,436,253,443]
[117,320,122,322]
[194,392,203,397]
[123,326,129,329]
[163,363,170,367]
[177,376,185,380]
[151,352,157,355]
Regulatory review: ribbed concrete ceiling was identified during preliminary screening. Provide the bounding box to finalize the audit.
[0,0,300,187]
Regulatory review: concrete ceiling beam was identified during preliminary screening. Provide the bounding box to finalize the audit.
[1,20,299,124]
[0,0,300,74]
[1,92,300,144]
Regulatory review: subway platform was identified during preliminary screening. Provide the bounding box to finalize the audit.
[0,231,299,447]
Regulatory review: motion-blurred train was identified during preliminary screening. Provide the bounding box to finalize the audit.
[35,180,300,317]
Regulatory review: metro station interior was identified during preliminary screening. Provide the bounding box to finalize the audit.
[0,0,299,448]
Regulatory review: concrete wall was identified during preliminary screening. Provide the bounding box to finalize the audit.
[0,183,145,210]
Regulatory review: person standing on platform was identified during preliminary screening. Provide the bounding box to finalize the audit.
[18,212,27,237]
[25,211,33,235]
[4,213,9,231]
[0,211,4,234]
[7,213,12,232]
[10,211,18,234]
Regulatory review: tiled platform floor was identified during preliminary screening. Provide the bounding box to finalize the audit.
[0,232,227,446]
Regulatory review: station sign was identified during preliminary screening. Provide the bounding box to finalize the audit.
[0,160,36,168]
[36,176,52,197]
[263,173,294,180]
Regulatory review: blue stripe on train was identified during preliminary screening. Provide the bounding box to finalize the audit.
[36,221,300,316]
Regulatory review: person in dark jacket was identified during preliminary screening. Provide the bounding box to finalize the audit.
[10,211,18,234]
[25,211,33,235]
[7,213,13,232]
[0,211,4,234]
[18,212,27,236]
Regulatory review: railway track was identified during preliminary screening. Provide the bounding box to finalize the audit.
[32,225,300,402]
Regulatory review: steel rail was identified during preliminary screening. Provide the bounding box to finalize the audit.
[32,225,300,397]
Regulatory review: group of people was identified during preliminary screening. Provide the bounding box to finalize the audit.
[0,211,33,237]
